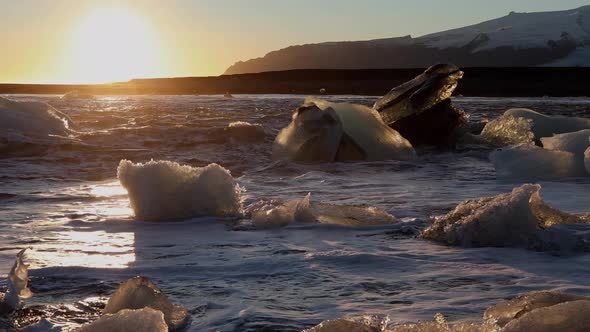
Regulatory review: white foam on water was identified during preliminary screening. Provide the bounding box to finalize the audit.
[78,307,167,332]
[117,159,241,221]
[104,276,188,330]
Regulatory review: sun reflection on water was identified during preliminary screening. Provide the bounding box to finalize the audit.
[31,230,135,269]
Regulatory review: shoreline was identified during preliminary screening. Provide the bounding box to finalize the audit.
[1,67,589,97]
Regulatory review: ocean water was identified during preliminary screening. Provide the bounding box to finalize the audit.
[1,94,590,331]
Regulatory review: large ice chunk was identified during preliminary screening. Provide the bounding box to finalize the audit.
[420,184,589,248]
[117,160,241,221]
[479,114,535,146]
[484,291,588,327]
[504,108,590,140]
[540,129,590,155]
[502,300,590,332]
[273,98,415,163]
[104,276,188,330]
[308,97,415,161]
[0,97,72,141]
[490,144,585,180]
[78,307,167,332]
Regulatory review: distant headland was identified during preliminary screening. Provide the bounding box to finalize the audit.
[1,67,589,97]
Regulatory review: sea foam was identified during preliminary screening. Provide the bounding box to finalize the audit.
[117,160,241,221]
[420,184,589,248]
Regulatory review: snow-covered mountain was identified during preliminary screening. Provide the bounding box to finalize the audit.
[225,5,590,74]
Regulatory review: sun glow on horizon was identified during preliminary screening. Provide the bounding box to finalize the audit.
[63,7,167,84]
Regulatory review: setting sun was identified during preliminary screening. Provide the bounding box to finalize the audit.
[64,7,164,83]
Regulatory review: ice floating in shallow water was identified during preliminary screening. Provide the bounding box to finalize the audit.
[484,290,588,327]
[501,300,590,332]
[420,184,589,248]
[307,291,590,332]
[504,108,590,141]
[117,160,241,221]
[477,109,590,147]
[0,248,32,313]
[273,97,415,163]
[225,121,266,142]
[304,315,386,332]
[309,97,416,161]
[244,193,397,229]
[490,144,586,180]
[0,97,72,142]
[479,114,535,146]
[78,307,167,332]
[104,276,188,330]
[540,129,590,156]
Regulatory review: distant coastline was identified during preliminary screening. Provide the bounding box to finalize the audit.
[1,67,589,97]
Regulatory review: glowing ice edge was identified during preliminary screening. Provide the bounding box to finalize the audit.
[0,248,32,312]
[246,193,398,229]
[117,159,242,221]
[420,184,589,249]
[0,97,73,144]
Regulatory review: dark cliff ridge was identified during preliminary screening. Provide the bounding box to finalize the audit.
[224,5,590,75]
[2,67,590,97]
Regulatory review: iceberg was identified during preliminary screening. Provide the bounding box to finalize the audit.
[479,114,535,146]
[504,108,590,141]
[490,144,586,180]
[273,98,415,163]
[117,160,242,221]
[0,97,72,141]
[103,276,188,330]
[306,291,590,332]
[420,184,589,248]
[78,307,168,332]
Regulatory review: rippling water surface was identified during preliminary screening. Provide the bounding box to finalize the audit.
[1,95,590,331]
